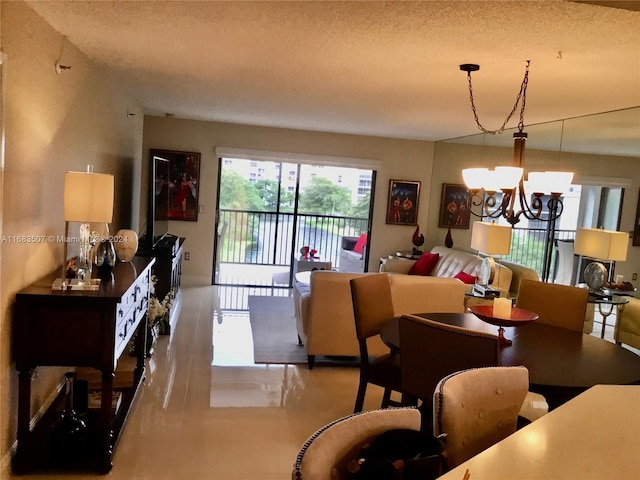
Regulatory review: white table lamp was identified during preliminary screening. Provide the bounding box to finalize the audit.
[63,166,114,285]
[574,228,628,291]
[470,221,512,297]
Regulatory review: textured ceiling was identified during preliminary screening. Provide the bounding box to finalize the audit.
[26,0,640,149]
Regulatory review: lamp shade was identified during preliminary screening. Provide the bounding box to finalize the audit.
[470,221,512,255]
[574,228,628,261]
[64,171,114,223]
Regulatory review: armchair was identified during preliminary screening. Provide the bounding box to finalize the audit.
[615,296,640,350]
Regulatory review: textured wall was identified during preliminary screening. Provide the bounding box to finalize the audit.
[0,2,143,471]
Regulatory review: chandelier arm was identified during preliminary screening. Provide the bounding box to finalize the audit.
[464,61,530,135]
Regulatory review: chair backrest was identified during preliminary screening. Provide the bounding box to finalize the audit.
[433,366,529,468]
[515,278,588,332]
[292,407,421,480]
[399,314,499,404]
[350,273,395,341]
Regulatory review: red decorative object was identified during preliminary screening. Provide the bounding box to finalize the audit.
[454,270,477,284]
[412,225,425,253]
[353,233,367,254]
[469,305,539,346]
[408,252,439,276]
[301,245,310,259]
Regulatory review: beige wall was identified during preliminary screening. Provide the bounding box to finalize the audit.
[142,116,437,284]
[0,2,143,471]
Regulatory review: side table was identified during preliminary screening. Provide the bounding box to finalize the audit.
[293,256,332,274]
[588,293,629,339]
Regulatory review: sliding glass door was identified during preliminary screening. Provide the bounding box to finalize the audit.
[213,157,374,287]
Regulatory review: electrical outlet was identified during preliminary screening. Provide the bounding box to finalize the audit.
[633,273,638,281]
[185,252,190,261]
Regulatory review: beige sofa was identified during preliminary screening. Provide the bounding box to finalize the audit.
[293,270,466,369]
[380,246,514,298]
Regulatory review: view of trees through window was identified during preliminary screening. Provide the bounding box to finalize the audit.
[215,158,374,285]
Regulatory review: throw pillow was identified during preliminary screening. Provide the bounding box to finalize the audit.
[353,233,367,254]
[454,270,477,285]
[408,253,439,276]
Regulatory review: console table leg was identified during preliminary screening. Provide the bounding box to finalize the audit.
[99,371,115,473]
[13,367,34,473]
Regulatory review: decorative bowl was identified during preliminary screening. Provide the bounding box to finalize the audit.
[469,305,539,327]
[469,305,539,346]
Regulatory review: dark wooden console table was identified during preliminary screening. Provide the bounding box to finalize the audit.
[137,234,184,334]
[12,257,154,474]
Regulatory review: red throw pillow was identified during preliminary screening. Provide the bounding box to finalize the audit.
[454,270,477,285]
[408,253,440,276]
[353,233,367,254]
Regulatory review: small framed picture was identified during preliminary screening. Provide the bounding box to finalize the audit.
[386,180,420,226]
[439,183,471,229]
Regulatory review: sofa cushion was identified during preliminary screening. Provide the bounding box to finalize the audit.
[454,270,477,284]
[353,233,367,254]
[408,252,439,276]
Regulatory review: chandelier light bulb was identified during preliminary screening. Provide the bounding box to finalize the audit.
[462,168,489,190]
[494,166,523,190]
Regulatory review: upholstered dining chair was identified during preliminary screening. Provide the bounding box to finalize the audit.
[350,273,403,413]
[433,366,529,469]
[291,407,421,480]
[515,278,589,332]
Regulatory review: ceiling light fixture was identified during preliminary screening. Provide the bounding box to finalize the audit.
[459,61,573,227]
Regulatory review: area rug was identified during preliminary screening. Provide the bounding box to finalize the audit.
[248,295,305,364]
[248,295,359,367]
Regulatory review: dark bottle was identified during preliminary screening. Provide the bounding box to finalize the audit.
[50,372,88,462]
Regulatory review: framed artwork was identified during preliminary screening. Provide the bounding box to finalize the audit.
[386,180,420,226]
[634,188,640,247]
[151,149,201,221]
[439,183,471,229]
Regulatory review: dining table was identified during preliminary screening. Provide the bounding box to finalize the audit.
[380,313,640,409]
[436,384,640,480]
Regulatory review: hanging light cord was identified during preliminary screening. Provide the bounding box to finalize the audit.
[465,60,530,135]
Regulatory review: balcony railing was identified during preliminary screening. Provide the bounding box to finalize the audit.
[217,209,576,285]
[217,209,368,273]
[504,227,576,280]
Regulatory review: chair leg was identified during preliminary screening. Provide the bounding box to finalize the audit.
[297,334,303,345]
[380,387,393,409]
[401,392,419,407]
[307,355,315,370]
[354,380,368,413]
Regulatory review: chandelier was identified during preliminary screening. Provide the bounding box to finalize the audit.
[459,61,573,226]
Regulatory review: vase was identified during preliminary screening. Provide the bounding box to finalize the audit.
[445,227,454,248]
[115,229,139,262]
[146,323,159,356]
[94,239,117,277]
[50,372,88,462]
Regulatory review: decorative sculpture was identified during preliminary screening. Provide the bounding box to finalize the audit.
[412,225,425,254]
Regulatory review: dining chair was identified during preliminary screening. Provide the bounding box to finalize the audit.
[350,273,403,413]
[291,407,422,480]
[515,278,588,332]
[398,314,548,423]
[433,366,529,469]
[399,314,499,410]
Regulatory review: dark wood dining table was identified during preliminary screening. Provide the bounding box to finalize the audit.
[381,313,640,409]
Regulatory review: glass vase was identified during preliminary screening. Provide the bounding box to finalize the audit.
[50,372,88,462]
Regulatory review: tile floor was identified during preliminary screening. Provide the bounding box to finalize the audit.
[9,285,383,480]
[7,285,637,479]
